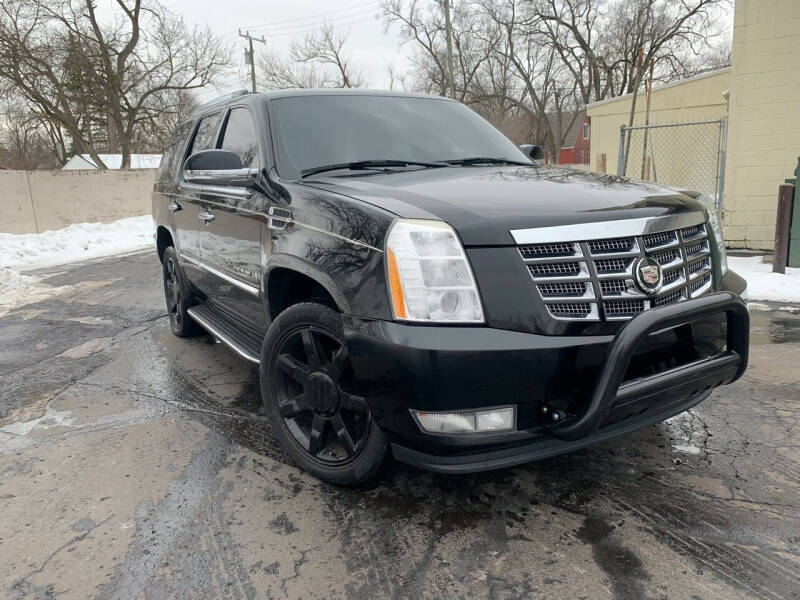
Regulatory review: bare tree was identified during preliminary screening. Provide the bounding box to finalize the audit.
[132,89,199,152]
[258,50,325,89]
[257,25,365,90]
[293,25,365,88]
[530,0,728,104]
[477,0,580,160]
[0,0,229,169]
[0,95,62,168]
[383,1,493,101]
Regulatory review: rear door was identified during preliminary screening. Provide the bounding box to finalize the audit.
[155,119,191,239]
[197,105,267,329]
[174,111,224,287]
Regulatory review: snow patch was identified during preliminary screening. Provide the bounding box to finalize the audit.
[0,268,58,315]
[1,405,75,437]
[664,412,704,456]
[0,267,119,317]
[746,302,772,312]
[729,256,800,304]
[0,214,154,271]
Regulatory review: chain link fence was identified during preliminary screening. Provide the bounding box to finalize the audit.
[616,118,727,211]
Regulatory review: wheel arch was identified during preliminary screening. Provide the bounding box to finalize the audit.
[156,226,174,262]
[264,255,351,320]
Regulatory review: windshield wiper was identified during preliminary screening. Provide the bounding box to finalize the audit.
[301,159,450,178]
[443,157,532,167]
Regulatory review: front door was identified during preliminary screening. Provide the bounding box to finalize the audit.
[174,110,224,289]
[197,106,267,330]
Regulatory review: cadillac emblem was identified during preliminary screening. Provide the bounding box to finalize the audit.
[634,257,663,294]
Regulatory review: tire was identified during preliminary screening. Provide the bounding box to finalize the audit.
[260,302,387,485]
[161,246,199,337]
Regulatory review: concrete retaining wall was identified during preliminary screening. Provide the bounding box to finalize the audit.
[0,169,156,234]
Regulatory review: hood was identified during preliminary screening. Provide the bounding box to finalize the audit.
[301,164,705,246]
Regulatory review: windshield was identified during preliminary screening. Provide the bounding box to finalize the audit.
[269,95,532,179]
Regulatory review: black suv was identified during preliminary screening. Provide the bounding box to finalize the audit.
[153,89,749,484]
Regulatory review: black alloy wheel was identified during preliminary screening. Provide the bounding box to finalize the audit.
[161,246,198,337]
[275,326,369,462]
[261,303,387,484]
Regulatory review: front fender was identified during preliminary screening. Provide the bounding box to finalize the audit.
[264,253,353,315]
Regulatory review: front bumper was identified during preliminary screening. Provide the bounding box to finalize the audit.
[344,288,749,474]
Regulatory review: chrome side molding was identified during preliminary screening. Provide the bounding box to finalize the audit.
[180,253,260,297]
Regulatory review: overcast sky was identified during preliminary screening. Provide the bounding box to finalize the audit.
[151,0,413,102]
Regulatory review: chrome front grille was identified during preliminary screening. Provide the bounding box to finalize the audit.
[548,303,596,319]
[652,248,680,266]
[519,242,579,258]
[589,238,635,254]
[642,231,677,249]
[517,219,714,321]
[594,257,634,273]
[527,262,583,277]
[538,281,592,297]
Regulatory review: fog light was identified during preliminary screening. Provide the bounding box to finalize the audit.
[476,408,514,431]
[411,407,515,434]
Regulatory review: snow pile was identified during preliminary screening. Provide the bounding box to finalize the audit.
[0,215,153,271]
[728,255,800,304]
[0,268,56,315]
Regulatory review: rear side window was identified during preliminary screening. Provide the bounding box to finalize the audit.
[188,112,222,155]
[220,107,259,168]
[157,121,193,185]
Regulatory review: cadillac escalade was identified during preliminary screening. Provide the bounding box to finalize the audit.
[152,89,749,484]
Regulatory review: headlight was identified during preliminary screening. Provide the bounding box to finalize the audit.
[385,219,484,322]
[696,194,728,275]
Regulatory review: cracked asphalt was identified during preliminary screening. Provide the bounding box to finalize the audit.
[1,250,799,600]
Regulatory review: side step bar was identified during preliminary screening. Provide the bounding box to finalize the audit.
[187,305,262,364]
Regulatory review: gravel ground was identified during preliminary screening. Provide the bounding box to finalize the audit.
[1,250,799,600]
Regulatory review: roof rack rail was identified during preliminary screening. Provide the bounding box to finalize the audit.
[196,89,251,112]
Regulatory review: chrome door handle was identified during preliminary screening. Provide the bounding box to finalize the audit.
[199,210,215,223]
[167,202,181,212]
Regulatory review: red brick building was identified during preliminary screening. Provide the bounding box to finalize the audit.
[551,110,591,165]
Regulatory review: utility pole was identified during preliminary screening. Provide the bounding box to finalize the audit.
[238,30,266,93]
[443,0,456,99]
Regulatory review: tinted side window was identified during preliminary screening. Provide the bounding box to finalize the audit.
[157,121,193,185]
[189,112,222,155]
[220,108,259,168]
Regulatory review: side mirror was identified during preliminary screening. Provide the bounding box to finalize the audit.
[520,144,545,160]
[183,150,257,188]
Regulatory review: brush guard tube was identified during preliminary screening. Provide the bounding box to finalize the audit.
[548,292,749,441]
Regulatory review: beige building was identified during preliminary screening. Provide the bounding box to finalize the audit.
[586,0,800,250]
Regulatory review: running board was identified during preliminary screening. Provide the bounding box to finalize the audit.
[187,305,262,364]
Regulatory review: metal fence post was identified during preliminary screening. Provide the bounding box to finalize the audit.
[616,125,626,176]
[716,116,728,215]
[785,157,800,268]
[773,184,794,273]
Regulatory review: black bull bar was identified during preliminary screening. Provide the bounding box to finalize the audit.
[549,291,750,441]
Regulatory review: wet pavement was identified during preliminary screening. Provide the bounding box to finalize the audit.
[1,250,799,600]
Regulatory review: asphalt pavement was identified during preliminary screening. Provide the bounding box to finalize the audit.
[1,250,799,600]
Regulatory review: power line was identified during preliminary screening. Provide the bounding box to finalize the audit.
[246,1,379,30]
[248,6,380,34]
[256,16,378,38]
